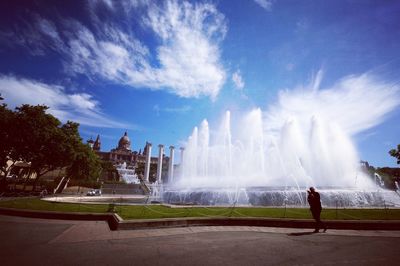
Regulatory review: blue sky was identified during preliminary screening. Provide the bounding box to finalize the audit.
[0,0,400,167]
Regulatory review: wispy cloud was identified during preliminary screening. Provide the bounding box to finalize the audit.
[142,0,227,99]
[356,131,377,143]
[265,70,400,136]
[232,70,245,90]
[254,0,273,11]
[0,75,137,129]
[6,0,227,99]
[36,17,64,49]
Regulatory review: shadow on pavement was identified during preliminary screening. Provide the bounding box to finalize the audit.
[287,231,318,236]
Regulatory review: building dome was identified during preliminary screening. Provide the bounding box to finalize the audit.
[118,131,131,150]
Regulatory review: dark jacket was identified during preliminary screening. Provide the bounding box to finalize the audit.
[307,191,322,211]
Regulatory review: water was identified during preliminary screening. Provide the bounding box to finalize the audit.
[116,162,140,184]
[177,109,368,189]
[164,72,400,207]
[164,109,400,207]
[163,187,397,207]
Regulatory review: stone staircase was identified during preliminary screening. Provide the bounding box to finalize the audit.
[101,183,146,195]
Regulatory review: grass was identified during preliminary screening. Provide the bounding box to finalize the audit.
[0,198,109,213]
[1,197,400,220]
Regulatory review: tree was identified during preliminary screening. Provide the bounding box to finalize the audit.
[13,105,69,184]
[389,144,400,164]
[0,102,103,191]
[0,102,17,177]
[62,120,103,181]
[0,104,74,189]
[66,144,102,181]
[100,160,118,181]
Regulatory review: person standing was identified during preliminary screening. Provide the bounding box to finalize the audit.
[307,187,327,233]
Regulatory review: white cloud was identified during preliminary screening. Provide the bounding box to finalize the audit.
[98,0,114,9]
[232,70,245,90]
[64,22,150,84]
[37,17,62,45]
[0,75,135,129]
[12,0,227,100]
[254,0,273,11]
[265,71,400,136]
[141,0,227,99]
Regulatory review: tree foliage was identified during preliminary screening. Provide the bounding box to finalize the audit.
[389,144,400,165]
[0,102,102,189]
[13,105,68,178]
[0,102,16,176]
[100,160,119,181]
[67,143,102,181]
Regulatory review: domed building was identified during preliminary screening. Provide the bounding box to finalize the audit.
[118,132,131,151]
[92,131,140,164]
[89,132,170,183]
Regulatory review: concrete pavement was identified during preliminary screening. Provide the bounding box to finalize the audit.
[1,215,400,265]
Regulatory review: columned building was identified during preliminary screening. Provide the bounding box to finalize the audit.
[88,132,169,182]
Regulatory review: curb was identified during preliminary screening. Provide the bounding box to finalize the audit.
[1,207,400,231]
[117,217,400,231]
[0,207,120,230]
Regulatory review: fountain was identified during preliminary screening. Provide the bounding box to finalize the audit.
[374,173,385,187]
[116,162,140,184]
[163,72,400,207]
[164,110,400,207]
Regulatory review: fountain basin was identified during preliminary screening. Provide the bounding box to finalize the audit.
[163,187,400,207]
[43,194,148,204]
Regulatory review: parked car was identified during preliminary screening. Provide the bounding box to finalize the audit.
[86,189,101,196]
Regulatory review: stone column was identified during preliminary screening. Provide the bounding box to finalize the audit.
[144,142,152,183]
[156,144,164,183]
[168,146,175,183]
[180,147,185,178]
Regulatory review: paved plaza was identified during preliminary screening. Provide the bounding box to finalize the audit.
[1,215,400,266]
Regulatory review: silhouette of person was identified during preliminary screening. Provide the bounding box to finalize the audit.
[307,187,327,233]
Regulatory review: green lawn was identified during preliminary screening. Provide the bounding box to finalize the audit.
[0,198,109,213]
[1,197,400,220]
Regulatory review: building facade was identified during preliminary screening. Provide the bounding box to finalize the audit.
[88,132,170,182]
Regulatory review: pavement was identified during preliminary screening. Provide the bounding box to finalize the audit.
[1,214,400,266]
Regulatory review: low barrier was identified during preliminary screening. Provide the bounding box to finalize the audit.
[0,207,120,230]
[1,206,400,231]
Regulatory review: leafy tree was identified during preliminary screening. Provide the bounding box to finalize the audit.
[389,144,400,164]
[0,103,103,190]
[62,120,102,181]
[0,102,17,177]
[67,143,102,181]
[11,105,80,188]
[100,160,118,181]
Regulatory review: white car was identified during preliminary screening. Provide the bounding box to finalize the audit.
[86,189,101,196]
